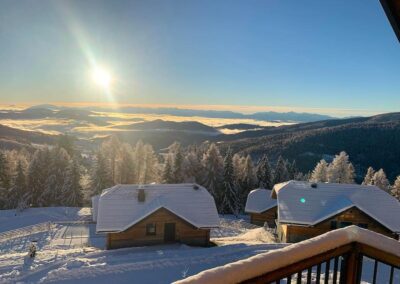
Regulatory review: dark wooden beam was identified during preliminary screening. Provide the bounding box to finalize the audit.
[380,0,400,42]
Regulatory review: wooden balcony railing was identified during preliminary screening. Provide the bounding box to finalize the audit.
[175,226,399,284]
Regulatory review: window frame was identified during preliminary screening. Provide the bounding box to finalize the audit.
[146,223,156,236]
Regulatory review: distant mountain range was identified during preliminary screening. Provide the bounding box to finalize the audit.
[21,104,335,123]
[86,106,335,123]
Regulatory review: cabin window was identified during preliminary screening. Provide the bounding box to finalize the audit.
[358,223,368,229]
[340,221,352,228]
[330,221,337,229]
[146,223,156,235]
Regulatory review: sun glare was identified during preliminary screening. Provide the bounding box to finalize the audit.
[91,67,112,89]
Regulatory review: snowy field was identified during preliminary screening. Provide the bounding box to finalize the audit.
[0,208,397,283]
[0,208,283,283]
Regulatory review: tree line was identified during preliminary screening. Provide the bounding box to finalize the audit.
[309,151,400,200]
[0,135,300,213]
[0,137,398,214]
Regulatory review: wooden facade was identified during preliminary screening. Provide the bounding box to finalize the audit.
[249,206,277,227]
[277,206,397,243]
[106,208,211,249]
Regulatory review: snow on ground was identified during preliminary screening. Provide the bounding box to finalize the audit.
[0,207,91,233]
[1,208,394,283]
[0,209,281,283]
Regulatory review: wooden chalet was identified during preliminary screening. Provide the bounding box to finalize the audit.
[94,184,219,249]
[272,181,400,243]
[244,188,277,227]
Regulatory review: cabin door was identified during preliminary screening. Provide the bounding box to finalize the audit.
[164,223,176,242]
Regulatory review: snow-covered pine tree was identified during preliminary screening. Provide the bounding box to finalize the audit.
[232,153,245,181]
[201,143,223,210]
[171,143,184,183]
[391,175,400,201]
[287,160,298,180]
[119,143,135,184]
[310,159,329,183]
[91,151,113,195]
[27,148,51,207]
[133,140,145,183]
[327,151,355,184]
[0,151,11,209]
[372,169,390,193]
[274,155,289,185]
[239,155,256,210]
[162,155,174,183]
[62,158,83,207]
[141,144,159,184]
[362,167,375,185]
[182,145,203,183]
[222,149,239,215]
[256,154,274,189]
[9,159,27,209]
[42,147,71,206]
[101,135,121,184]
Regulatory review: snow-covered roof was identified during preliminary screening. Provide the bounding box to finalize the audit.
[275,181,400,233]
[174,226,400,284]
[244,188,277,214]
[96,183,219,233]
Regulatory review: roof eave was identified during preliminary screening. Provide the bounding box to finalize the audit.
[380,0,400,42]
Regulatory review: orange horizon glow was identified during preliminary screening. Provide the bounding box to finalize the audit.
[0,101,387,117]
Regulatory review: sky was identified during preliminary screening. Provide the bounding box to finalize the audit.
[0,0,399,116]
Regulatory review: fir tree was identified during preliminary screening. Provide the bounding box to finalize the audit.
[119,144,135,184]
[310,160,329,182]
[182,146,203,183]
[133,140,145,182]
[391,175,400,201]
[256,154,274,189]
[91,151,113,195]
[42,147,71,206]
[27,148,51,207]
[172,143,184,183]
[9,160,27,209]
[162,155,174,183]
[141,144,159,184]
[62,159,83,207]
[372,169,390,193]
[222,149,239,215]
[101,135,121,183]
[201,143,223,209]
[274,156,289,184]
[362,167,375,185]
[327,151,355,183]
[239,155,256,210]
[0,151,11,209]
[287,160,298,180]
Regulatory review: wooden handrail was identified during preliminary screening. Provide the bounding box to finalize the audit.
[241,243,354,284]
[240,242,399,284]
[174,227,400,284]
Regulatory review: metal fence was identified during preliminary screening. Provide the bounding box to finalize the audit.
[0,222,53,243]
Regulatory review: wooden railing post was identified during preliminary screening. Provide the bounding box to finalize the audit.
[345,243,362,284]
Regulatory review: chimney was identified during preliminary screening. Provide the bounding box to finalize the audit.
[138,187,145,202]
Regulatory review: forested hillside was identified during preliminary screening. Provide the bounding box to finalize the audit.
[220,113,400,181]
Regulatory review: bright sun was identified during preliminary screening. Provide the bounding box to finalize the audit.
[91,67,112,89]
